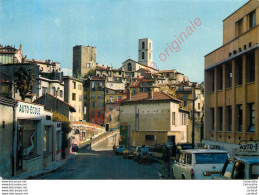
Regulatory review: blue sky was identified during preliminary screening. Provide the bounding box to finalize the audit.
[0,0,248,82]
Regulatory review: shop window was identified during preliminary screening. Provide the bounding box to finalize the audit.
[217,66,223,90]
[146,135,154,141]
[218,107,222,131]
[225,62,232,88]
[43,126,50,154]
[207,69,214,92]
[237,105,243,132]
[226,106,232,131]
[211,108,214,130]
[235,57,242,86]
[248,103,255,132]
[249,10,256,29]
[22,120,37,158]
[246,52,255,83]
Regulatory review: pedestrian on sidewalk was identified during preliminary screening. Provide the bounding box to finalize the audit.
[161,145,171,179]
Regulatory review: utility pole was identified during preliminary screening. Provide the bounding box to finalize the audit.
[192,83,197,149]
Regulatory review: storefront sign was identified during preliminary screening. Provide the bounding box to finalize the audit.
[236,143,259,156]
[18,102,41,116]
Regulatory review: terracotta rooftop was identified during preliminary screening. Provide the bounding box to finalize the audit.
[124,92,181,103]
[158,70,176,73]
[0,97,17,107]
[96,64,108,70]
[34,92,76,112]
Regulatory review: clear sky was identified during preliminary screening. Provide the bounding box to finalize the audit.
[0,0,248,83]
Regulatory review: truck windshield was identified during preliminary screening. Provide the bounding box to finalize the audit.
[195,153,228,164]
[251,164,259,179]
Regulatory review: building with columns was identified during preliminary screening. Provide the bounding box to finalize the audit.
[204,0,258,155]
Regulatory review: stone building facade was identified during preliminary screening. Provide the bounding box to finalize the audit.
[204,0,258,155]
[73,45,96,78]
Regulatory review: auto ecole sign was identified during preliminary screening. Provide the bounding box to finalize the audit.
[18,102,41,116]
[236,143,259,156]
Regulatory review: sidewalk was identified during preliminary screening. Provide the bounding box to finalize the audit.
[5,154,75,180]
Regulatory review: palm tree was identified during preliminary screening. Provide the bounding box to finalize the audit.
[14,67,34,101]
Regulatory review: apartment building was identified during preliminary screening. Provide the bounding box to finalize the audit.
[120,91,188,146]
[63,76,84,122]
[204,0,258,154]
[84,77,105,125]
[104,88,127,130]
[0,44,23,64]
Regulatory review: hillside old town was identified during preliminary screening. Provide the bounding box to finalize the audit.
[0,0,258,180]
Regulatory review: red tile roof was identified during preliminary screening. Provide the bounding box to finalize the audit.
[124,92,181,103]
[158,70,176,73]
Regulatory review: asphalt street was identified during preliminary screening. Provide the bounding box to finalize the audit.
[37,147,163,179]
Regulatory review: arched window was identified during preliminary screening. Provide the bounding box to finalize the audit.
[142,52,145,60]
[128,63,132,71]
[142,42,145,49]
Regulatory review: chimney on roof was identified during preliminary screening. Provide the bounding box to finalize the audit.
[127,89,131,100]
[148,90,153,99]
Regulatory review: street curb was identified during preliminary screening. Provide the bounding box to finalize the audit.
[7,154,76,180]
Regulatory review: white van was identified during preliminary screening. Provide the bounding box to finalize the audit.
[172,149,229,179]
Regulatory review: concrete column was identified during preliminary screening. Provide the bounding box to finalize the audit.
[242,54,247,140]
[222,63,226,142]
[255,48,259,140]
[231,59,237,143]
[214,67,218,141]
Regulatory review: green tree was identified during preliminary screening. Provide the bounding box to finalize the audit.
[14,67,34,101]
[84,69,96,77]
[53,112,72,159]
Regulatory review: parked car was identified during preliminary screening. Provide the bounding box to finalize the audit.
[72,143,79,152]
[139,146,153,163]
[123,146,136,159]
[133,146,143,162]
[166,142,174,149]
[172,149,229,179]
[115,145,125,155]
[213,142,259,180]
